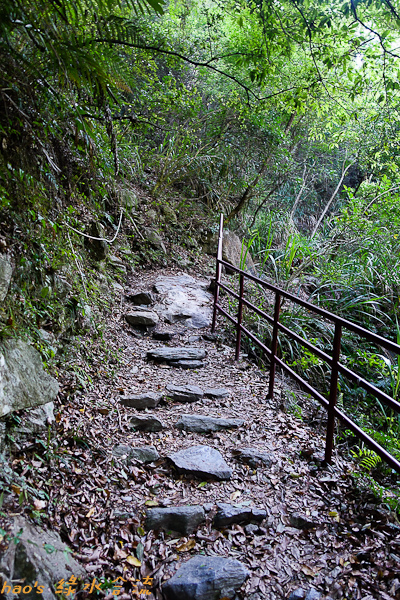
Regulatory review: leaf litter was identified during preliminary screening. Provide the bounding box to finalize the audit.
[0,262,399,600]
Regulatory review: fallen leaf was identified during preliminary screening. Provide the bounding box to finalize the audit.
[86,507,96,518]
[127,555,141,567]
[145,500,158,507]
[33,499,47,511]
[301,565,316,577]
[176,539,196,552]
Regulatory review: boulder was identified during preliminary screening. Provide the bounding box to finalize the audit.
[144,228,166,253]
[204,388,229,399]
[0,254,12,301]
[145,506,205,535]
[162,555,249,600]
[147,347,206,363]
[174,415,243,434]
[126,291,154,305]
[213,503,266,528]
[84,222,108,260]
[222,231,255,273]
[203,231,255,273]
[169,360,204,369]
[125,310,159,327]
[166,384,204,403]
[120,392,162,409]
[0,339,59,418]
[168,445,232,481]
[232,447,274,469]
[0,516,85,600]
[130,414,165,432]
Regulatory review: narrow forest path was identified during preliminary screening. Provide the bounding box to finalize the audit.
[51,268,399,600]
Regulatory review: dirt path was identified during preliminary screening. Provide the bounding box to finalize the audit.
[2,266,398,600]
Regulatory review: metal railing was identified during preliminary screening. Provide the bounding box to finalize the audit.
[211,214,400,474]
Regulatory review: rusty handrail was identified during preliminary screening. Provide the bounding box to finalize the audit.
[211,214,400,474]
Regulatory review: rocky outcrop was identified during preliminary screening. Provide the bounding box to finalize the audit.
[0,516,85,600]
[163,555,249,600]
[0,339,59,418]
[153,275,212,328]
[84,222,108,260]
[0,254,13,301]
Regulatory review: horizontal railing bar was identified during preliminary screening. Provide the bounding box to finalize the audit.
[218,281,274,325]
[240,297,275,325]
[215,304,237,326]
[334,407,400,474]
[218,259,400,355]
[338,363,400,413]
[274,355,329,408]
[239,324,272,355]
[219,282,239,300]
[277,321,333,365]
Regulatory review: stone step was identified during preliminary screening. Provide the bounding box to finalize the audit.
[162,555,249,600]
[168,445,232,481]
[174,414,243,433]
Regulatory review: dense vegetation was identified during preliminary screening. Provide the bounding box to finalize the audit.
[1,0,400,504]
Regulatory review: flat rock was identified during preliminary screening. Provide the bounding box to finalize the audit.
[130,445,160,463]
[130,414,165,432]
[147,347,206,362]
[0,339,59,418]
[113,444,159,464]
[288,589,306,600]
[305,590,322,600]
[204,388,229,399]
[166,384,204,403]
[175,414,243,433]
[145,506,205,535]
[126,291,154,305]
[213,503,266,528]
[289,512,318,530]
[0,516,85,600]
[170,359,204,369]
[112,444,132,462]
[153,275,212,329]
[168,445,232,480]
[152,331,177,341]
[232,447,274,468]
[162,555,249,600]
[125,310,159,327]
[120,392,162,409]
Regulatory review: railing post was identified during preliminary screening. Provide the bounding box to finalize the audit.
[235,273,244,361]
[211,214,224,333]
[267,292,281,399]
[325,322,342,463]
